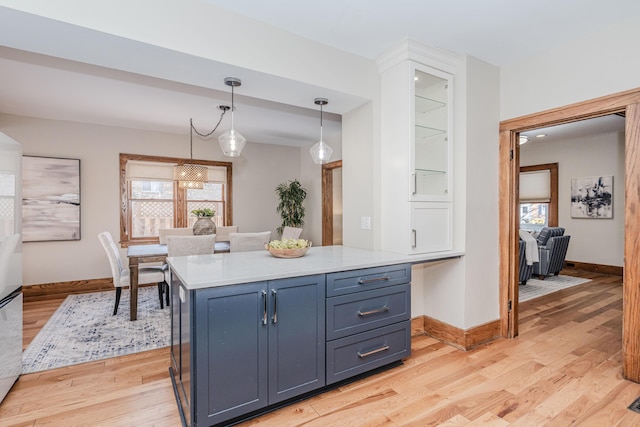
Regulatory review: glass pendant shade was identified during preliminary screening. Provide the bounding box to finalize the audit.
[174,163,208,189]
[218,128,246,157]
[310,97,332,164]
[218,77,246,157]
[309,140,333,164]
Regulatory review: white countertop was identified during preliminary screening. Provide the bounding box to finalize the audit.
[167,245,463,290]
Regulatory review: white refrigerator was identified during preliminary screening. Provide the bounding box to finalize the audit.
[0,132,22,403]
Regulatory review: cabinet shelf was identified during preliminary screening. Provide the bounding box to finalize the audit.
[416,168,446,175]
[415,94,446,114]
[415,124,446,140]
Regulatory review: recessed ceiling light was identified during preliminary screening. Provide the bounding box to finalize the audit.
[414,76,419,81]
[519,136,529,145]
[535,134,547,138]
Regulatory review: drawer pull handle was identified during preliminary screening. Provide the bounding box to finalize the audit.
[358,306,389,317]
[358,345,390,358]
[358,275,389,285]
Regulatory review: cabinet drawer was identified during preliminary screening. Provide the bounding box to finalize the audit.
[326,264,411,297]
[326,321,411,385]
[327,284,410,341]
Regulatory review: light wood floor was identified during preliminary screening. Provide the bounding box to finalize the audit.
[2,270,640,426]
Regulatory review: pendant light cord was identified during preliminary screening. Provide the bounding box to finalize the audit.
[320,103,323,141]
[231,85,235,130]
[191,107,228,139]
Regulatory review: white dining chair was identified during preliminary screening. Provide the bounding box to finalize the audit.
[166,235,217,257]
[214,226,237,253]
[229,231,271,253]
[163,235,217,306]
[158,227,193,244]
[281,226,302,240]
[98,232,165,315]
[215,225,238,242]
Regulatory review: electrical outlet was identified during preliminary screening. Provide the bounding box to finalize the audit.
[361,216,371,230]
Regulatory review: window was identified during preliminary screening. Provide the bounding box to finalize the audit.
[520,202,549,232]
[119,154,232,246]
[519,163,558,233]
[130,179,174,238]
[187,183,226,228]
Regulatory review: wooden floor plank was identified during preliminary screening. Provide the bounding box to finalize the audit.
[3,271,640,426]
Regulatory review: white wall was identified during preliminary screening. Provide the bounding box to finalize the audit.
[342,101,375,250]
[462,56,501,327]
[0,114,307,285]
[501,16,640,120]
[521,130,625,267]
[299,133,342,246]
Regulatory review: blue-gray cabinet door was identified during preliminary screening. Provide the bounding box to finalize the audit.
[194,282,269,426]
[268,274,326,403]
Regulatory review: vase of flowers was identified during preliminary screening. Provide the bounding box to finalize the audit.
[191,208,216,235]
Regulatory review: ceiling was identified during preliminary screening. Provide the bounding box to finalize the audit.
[0,2,638,147]
[520,114,626,147]
[202,0,640,66]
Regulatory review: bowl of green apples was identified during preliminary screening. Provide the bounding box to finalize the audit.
[266,239,312,258]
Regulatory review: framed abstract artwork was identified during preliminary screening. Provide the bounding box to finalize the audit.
[570,175,612,219]
[22,156,81,242]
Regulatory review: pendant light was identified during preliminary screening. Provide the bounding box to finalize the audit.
[309,98,333,164]
[218,77,247,157]
[173,119,209,189]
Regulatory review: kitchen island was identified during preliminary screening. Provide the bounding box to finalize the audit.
[167,246,461,427]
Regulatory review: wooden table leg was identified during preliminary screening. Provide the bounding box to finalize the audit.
[130,259,139,321]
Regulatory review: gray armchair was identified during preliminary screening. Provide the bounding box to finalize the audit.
[533,234,571,279]
[535,226,565,247]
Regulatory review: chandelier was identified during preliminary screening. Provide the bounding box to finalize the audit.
[174,118,209,189]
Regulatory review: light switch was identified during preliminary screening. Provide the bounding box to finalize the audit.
[361,216,371,230]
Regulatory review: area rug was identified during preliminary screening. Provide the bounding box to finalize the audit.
[519,274,592,302]
[22,286,170,374]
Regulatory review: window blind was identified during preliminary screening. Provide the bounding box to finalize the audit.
[520,170,551,203]
[126,160,227,183]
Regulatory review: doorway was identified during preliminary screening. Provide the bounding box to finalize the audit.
[499,88,640,381]
[321,160,342,246]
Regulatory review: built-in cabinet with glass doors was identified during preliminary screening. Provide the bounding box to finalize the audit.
[380,57,454,255]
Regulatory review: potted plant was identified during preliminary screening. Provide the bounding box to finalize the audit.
[191,208,215,218]
[275,179,306,236]
[191,208,216,235]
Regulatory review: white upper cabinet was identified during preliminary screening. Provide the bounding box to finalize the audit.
[378,40,459,255]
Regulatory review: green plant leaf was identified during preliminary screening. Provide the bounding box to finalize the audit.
[275,179,306,235]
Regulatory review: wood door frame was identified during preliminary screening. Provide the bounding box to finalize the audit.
[499,87,640,381]
[321,160,342,246]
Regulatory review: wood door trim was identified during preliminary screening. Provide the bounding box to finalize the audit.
[321,160,342,246]
[499,87,640,381]
[623,102,640,381]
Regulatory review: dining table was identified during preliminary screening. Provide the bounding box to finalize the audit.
[126,241,230,321]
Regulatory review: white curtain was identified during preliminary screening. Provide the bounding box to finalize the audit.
[126,160,227,183]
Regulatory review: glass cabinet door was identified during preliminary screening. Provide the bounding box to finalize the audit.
[413,68,451,199]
